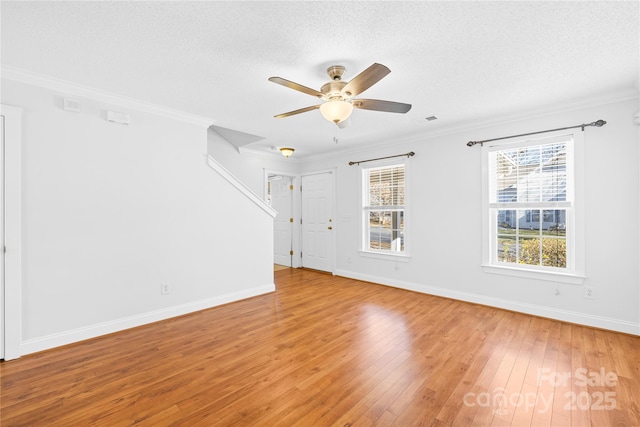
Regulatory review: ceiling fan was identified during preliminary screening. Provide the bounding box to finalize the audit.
[268,63,411,126]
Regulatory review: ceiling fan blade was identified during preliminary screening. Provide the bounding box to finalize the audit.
[274,104,321,118]
[342,63,391,97]
[352,99,412,114]
[268,77,324,98]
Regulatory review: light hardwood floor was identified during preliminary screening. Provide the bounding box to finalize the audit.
[1,269,639,426]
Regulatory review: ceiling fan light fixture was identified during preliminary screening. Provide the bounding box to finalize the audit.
[280,147,295,157]
[270,63,410,124]
[320,99,353,125]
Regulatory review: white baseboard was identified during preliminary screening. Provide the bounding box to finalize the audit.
[20,284,275,356]
[335,269,640,336]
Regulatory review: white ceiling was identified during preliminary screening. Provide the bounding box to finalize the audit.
[1,1,638,158]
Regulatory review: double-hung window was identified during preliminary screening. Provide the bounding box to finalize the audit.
[484,131,584,283]
[362,162,406,255]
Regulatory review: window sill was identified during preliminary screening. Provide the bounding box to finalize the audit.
[482,264,585,285]
[358,250,411,263]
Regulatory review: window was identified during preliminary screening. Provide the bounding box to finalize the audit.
[484,132,583,281]
[362,163,406,254]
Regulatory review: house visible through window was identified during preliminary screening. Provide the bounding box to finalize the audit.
[488,135,573,271]
[363,163,405,253]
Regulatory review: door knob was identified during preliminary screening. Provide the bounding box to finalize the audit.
[328,226,333,230]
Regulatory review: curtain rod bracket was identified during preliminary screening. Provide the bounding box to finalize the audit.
[466,119,606,148]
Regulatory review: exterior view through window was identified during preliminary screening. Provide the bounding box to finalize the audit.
[489,137,573,271]
[363,163,405,253]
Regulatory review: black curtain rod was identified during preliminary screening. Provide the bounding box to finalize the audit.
[466,119,607,148]
[349,151,415,166]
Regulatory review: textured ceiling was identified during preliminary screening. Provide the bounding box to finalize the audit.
[1,1,638,158]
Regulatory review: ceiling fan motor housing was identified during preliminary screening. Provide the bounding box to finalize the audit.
[327,65,346,81]
[321,80,348,99]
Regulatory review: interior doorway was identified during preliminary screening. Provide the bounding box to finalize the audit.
[1,104,22,361]
[268,174,295,268]
[1,113,5,359]
[265,169,335,273]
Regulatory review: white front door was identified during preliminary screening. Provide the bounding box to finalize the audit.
[301,172,333,272]
[270,176,293,266]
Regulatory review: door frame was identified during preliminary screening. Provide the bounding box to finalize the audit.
[1,104,23,360]
[300,168,336,274]
[264,169,300,268]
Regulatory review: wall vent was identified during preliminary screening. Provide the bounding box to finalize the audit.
[63,98,81,113]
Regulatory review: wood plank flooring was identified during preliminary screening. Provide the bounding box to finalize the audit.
[1,268,639,426]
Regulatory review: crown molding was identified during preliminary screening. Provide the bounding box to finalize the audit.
[298,88,640,164]
[409,88,640,142]
[1,65,215,128]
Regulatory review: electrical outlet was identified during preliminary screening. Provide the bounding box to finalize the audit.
[161,283,171,295]
[584,286,595,299]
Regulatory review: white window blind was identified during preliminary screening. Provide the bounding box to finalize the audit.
[363,164,406,253]
[488,136,573,271]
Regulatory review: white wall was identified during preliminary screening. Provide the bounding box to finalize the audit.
[207,131,305,267]
[7,73,635,358]
[299,96,640,334]
[2,79,275,355]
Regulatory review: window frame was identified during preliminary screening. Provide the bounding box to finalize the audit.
[481,129,585,284]
[359,158,410,260]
